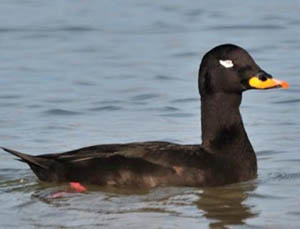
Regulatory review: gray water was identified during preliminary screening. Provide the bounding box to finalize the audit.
[0,0,300,228]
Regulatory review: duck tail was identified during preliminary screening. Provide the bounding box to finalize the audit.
[1,147,48,170]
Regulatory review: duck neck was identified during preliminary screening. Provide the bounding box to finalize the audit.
[201,92,255,159]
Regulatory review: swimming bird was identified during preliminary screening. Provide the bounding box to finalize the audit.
[1,44,289,188]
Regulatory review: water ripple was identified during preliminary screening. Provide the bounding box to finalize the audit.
[171,98,198,104]
[207,24,285,31]
[0,168,37,192]
[0,26,98,34]
[272,99,300,104]
[154,75,179,81]
[172,51,198,58]
[43,109,82,116]
[160,112,194,118]
[0,94,22,100]
[143,106,179,112]
[57,26,97,32]
[131,93,160,101]
[94,99,124,105]
[89,105,122,112]
[0,102,21,107]
[74,81,96,86]
[44,98,75,104]
[272,172,300,181]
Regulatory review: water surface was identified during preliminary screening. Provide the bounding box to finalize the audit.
[1,0,300,228]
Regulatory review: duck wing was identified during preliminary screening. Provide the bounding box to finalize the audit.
[2,142,215,187]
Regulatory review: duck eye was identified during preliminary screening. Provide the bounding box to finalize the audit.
[219,60,234,68]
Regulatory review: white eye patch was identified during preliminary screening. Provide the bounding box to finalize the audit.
[219,59,234,68]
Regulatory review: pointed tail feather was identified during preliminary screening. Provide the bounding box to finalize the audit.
[1,147,48,169]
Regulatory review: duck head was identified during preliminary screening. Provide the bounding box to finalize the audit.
[198,44,289,97]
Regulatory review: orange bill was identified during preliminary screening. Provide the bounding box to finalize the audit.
[249,76,289,89]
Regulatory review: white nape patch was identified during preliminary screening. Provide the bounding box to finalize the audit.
[219,59,234,68]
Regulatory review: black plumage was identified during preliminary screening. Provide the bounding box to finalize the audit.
[2,44,289,188]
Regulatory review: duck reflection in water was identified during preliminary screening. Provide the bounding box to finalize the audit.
[196,182,258,229]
